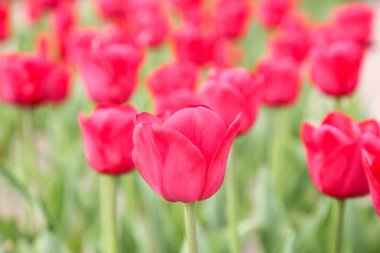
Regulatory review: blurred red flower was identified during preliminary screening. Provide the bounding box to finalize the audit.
[302,111,380,199]
[79,104,137,175]
[0,53,70,106]
[258,0,296,28]
[363,151,380,216]
[200,67,261,135]
[132,106,240,202]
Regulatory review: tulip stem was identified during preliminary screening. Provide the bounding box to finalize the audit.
[227,143,240,253]
[334,200,345,253]
[100,175,119,253]
[184,203,198,253]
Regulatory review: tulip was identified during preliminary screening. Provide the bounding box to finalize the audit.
[213,0,250,40]
[0,53,70,106]
[200,68,261,135]
[254,56,301,107]
[363,151,380,216]
[133,106,240,202]
[333,3,374,47]
[0,2,9,41]
[174,23,232,67]
[310,40,364,97]
[270,15,310,63]
[76,32,143,104]
[301,111,380,199]
[79,104,137,175]
[96,0,130,20]
[147,61,200,112]
[258,0,296,28]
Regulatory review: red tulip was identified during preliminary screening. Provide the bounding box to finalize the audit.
[333,3,374,47]
[213,0,250,40]
[200,68,261,135]
[301,111,380,199]
[254,56,301,107]
[96,0,130,20]
[310,40,364,97]
[270,14,310,63]
[76,32,143,104]
[0,53,70,106]
[363,152,380,216]
[258,0,296,28]
[79,104,137,175]
[0,2,9,41]
[132,106,241,202]
[174,23,232,66]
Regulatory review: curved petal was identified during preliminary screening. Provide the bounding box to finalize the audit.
[314,125,351,154]
[162,106,227,164]
[133,122,207,202]
[363,151,380,216]
[322,111,360,139]
[360,119,380,137]
[200,114,241,200]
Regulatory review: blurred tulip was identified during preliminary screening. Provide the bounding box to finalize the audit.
[310,40,364,97]
[133,106,240,202]
[0,53,70,106]
[76,33,143,104]
[96,0,130,20]
[0,2,9,41]
[79,104,137,175]
[302,111,380,199]
[27,0,74,21]
[363,152,380,216]
[174,23,232,66]
[258,0,296,28]
[214,0,250,40]
[333,3,374,47]
[200,68,261,135]
[147,61,200,112]
[254,56,301,107]
[270,14,311,63]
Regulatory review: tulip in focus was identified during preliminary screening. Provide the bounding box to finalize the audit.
[254,56,301,106]
[132,106,241,202]
[301,111,380,199]
[310,40,364,97]
[0,53,70,106]
[200,68,261,135]
[76,32,143,104]
[79,104,137,175]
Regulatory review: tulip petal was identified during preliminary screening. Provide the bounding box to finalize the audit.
[363,152,380,216]
[360,120,380,137]
[133,123,207,202]
[201,114,241,200]
[162,106,227,164]
[314,125,350,154]
[322,111,360,139]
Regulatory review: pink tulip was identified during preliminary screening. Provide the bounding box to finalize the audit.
[79,104,137,175]
[132,106,240,202]
[258,0,296,28]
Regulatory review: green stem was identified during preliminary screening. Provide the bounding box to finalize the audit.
[183,203,198,253]
[100,176,119,253]
[227,144,240,253]
[334,200,345,253]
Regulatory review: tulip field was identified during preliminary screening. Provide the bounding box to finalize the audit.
[1,0,380,253]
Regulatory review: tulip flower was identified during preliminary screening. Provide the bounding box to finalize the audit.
[200,68,261,135]
[0,2,9,41]
[254,56,301,107]
[213,0,250,40]
[174,23,232,67]
[301,111,380,199]
[363,152,380,216]
[79,104,136,175]
[96,0,130,20]
[0,53,70,106]
[76,32,143,104]
[332,3,374,47]
[258,0,296,28]
[147,61,200,112]
[310,40,364,97]
[133,106,240,202]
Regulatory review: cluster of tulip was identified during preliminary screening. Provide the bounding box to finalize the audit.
[0,0,378,252]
